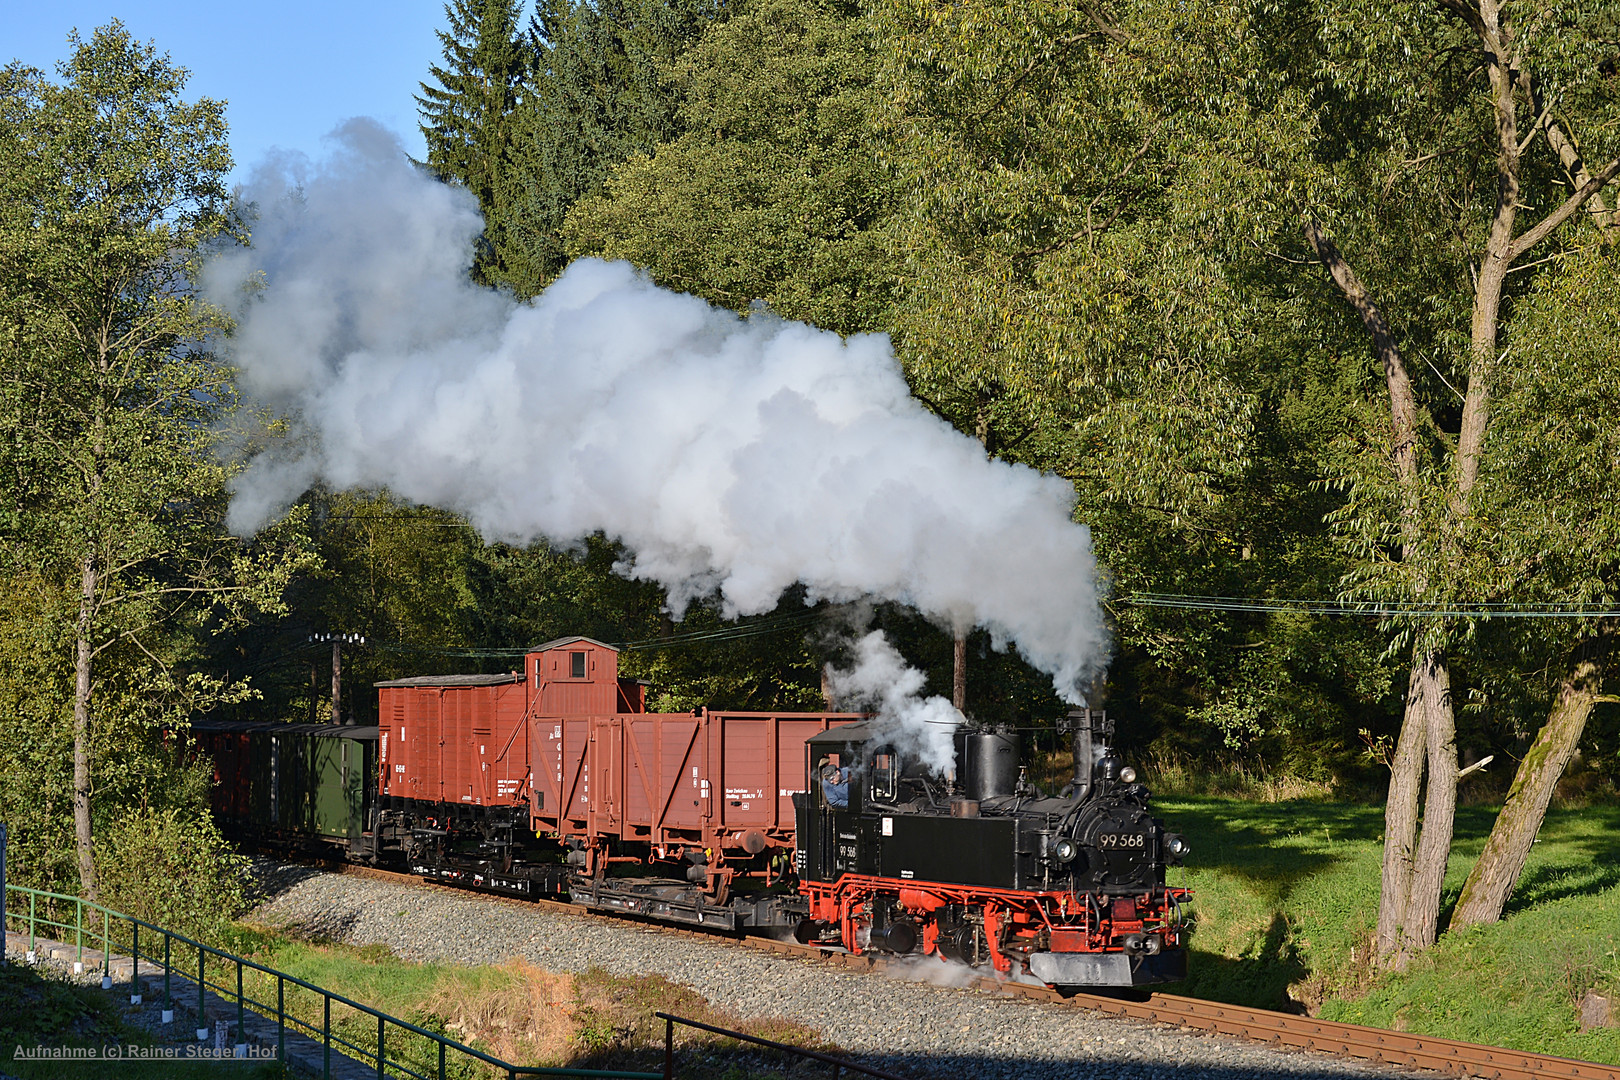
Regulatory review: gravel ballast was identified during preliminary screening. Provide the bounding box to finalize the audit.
[251,865,1421,1080]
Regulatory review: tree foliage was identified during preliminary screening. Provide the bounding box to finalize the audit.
[492,0,723,294]
[564,0,901,336]
[0,23,312,896]
[417,0,529,281]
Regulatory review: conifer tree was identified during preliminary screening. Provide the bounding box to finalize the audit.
[416,0,528,277]
[494,0,722,295]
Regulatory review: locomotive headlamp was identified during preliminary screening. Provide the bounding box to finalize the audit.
[1164,833,1190,865]
[1119,767,1138,784]
[1053,837,1079,864]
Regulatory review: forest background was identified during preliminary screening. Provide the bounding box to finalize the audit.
[2,0,1618,976]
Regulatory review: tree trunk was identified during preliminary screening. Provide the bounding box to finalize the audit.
[73,553,99,901]
[1398,651,1457,960]
[1377,652,1430,959]
[1451,648,1605,927]
[952,633,967,713]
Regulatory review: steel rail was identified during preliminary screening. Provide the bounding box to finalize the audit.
[320,859,1620,1080]
[1060,991,1620,1080]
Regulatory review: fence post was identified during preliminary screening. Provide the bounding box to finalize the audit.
[131,922,141,1004]
[376,1014,384,1079]
[324,994,332,1080]
[277,975,285,1066]
[236,960,245,1056]
[162,934,173,1023]
[74,898,82,973]
[438,1038,446,1080]
[197,947,209,1041]
[101,908,110,988]
[664,1014,675,1080]
[29,889,36,960]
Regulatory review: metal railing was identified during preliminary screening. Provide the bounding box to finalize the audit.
[3,883,661,1080]
[656,1012,909,1080]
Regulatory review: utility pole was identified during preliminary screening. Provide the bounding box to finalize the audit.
[952,634,967,713]
[309,633,366,724]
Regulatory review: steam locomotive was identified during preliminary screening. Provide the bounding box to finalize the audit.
[197,636,1190,988]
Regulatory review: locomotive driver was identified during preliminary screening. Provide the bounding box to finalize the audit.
[819,760,850,808]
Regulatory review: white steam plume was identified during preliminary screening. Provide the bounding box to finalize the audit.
[824,631,963,774]
[209,120,1108,702]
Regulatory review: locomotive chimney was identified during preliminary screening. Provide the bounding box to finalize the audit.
[1068,707,1109,797]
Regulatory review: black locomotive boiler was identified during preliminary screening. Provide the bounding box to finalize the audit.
[794,708,1190,985]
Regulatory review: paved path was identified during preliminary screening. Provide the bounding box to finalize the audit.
[7,934,384,1079]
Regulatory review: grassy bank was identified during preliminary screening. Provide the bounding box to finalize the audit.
[1161,795,1620,1063]
[219,925,836,1078]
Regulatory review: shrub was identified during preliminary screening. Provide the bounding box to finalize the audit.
[96,806,249,942]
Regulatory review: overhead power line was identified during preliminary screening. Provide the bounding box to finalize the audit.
[261,607,831,665]
[1120,593,1620,619]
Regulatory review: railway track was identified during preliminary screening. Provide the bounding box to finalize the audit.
[315,860,1620,1080]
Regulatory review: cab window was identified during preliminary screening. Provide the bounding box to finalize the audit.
[869,748,897,802]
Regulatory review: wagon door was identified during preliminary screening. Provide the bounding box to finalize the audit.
[655,715,705,841]
[622,717,660,841]
[591,716,622,835]
[535,716,592,833]
[489,683,530,807]
[712,714,772,839]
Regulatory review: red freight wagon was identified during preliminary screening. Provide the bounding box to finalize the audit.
[375,674,531,810]
[532,709,863,874]
[375,636,862,901]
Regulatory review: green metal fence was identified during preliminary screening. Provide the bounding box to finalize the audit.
[3,883,661,1080]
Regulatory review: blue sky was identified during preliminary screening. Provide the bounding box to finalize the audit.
[4,2,467,184]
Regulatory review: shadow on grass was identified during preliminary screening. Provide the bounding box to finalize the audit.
[1179,913,1310,1012]
[1497,805,1620,917]
[1158,798,1378,906]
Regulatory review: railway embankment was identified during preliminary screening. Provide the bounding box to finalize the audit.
[0,939,287,1079]
[248,861,1420,1080]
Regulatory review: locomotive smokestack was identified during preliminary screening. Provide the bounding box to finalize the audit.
[1068,707,1109,797]
[1069,708,1091,797]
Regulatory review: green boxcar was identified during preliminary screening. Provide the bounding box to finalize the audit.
[194,720,377,851]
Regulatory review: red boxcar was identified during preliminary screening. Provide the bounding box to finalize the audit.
[375,673,531,809]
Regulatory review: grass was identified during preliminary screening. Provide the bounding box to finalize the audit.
[1156,792,1620,1064]
[0,961,283,1080]
[219,925,839,1079]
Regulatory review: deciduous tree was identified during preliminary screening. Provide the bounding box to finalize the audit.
[1291,0,1619,964]
[563,0,901,337]
[0,24,311,897]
